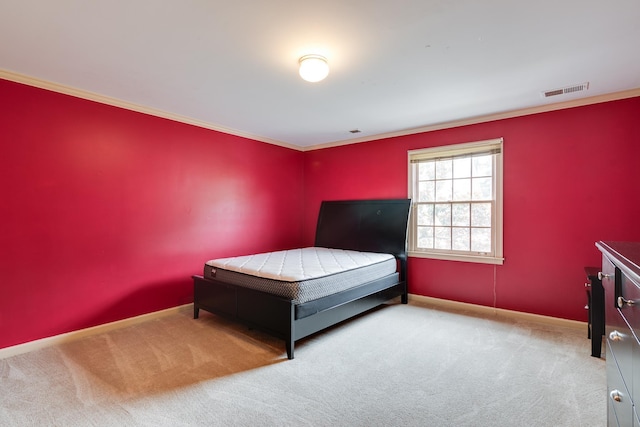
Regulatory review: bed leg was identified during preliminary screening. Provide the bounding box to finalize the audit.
[286,302,295,359]
[286,340,294,360]
[399,257,408,305]
[193,305,200,319]
[401,283,409,304]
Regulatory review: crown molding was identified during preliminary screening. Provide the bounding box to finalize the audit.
[3,69,638,153]
[302,87,640,151]
[0,69,303,152]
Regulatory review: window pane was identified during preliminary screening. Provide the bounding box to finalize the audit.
[435,180,452,202]
[435,227,451,249]
[435,159,452,179]
[408,139,502,262]
[453,157,471,178]
[452,227,470,251]
[452,203,470,226]
[418,181,435,202]
[434,204,451,226]
[417,204,434,226]
[452,178,471,200]
[417,226,434,249]
[472,177,492,200]
[471,203,492,227]
[418,162,435,180]
[471,228,491,252]
[472,155,492,177]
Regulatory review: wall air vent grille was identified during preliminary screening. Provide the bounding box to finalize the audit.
[542,82,589,98]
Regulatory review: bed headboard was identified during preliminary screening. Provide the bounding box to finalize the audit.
[314,199,411,259]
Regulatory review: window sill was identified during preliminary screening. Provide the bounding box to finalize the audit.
[408,251,504,265]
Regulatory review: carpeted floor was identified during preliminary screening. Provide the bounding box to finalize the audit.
[0,299,605,426]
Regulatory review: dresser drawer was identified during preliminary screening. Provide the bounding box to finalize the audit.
[607,343,634,427]
[620,272,640,336]
[607,318,634,397]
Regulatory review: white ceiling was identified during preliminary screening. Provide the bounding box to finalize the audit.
[1,0,639,149]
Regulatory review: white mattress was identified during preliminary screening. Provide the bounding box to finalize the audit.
[203,247,397,303]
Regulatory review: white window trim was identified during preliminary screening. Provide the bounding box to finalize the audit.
[407,138,504,265]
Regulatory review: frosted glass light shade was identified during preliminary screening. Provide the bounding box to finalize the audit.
[298,55,329,82]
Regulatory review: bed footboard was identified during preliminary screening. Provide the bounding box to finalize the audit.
[193,275,295,355]
[193,275,404,359]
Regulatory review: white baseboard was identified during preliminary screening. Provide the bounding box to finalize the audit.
[408,294,586,330]
[0,304,193,360]
[1,297,586,360]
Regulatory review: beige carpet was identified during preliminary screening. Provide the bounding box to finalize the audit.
[0,300,605,426]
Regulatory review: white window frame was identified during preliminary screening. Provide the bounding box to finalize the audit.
[407,138,504,265]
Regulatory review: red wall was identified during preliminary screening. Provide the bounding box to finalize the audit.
[2,77,639,351]
[303,97,640,321]
[0,79,304,349]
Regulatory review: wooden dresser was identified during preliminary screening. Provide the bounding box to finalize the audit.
[597,241,640,427]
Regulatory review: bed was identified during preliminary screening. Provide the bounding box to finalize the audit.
[192,198,411,359]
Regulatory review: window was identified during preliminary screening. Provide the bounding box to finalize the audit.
[408,138,504,264]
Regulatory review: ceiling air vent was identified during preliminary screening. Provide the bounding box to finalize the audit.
[542,82,589,98]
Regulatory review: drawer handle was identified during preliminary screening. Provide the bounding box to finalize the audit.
[618,296,635,308]
[609,331,623,342]
[598,272,612,280]
[610,390,623,403]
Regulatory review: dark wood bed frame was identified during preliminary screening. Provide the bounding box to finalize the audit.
[192,199,411,359]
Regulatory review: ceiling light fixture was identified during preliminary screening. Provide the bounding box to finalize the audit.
[298,54,329,83]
